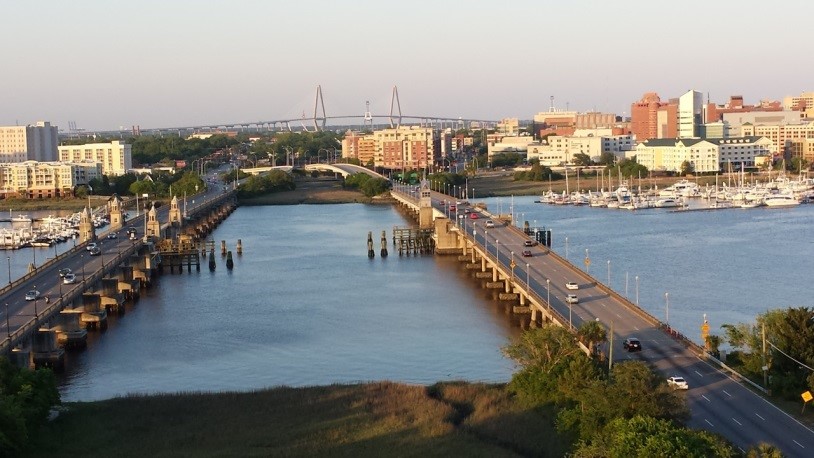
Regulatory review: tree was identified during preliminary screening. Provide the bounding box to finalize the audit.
[705,334,722,357]
[577,321,607,357]
[680,160,695,176]
[0,357,60,454]
[572,152,593,167]
[746,442,785,458]
[598,152,617,166]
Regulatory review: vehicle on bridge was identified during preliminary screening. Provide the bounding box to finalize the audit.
[107,232,117,239]
[59,267,72,278]
[623,337,642,352]
[25,290,40,301]
[485,220,495,228]
[524,240,536,247]
[469,213,479,219]
[522,250,532,257]
[667,376,689,390]
[565,282,579,290]
[565,294,579,304]
[89,246,101,256]
[63,273,77,284]
[86,242,98,251]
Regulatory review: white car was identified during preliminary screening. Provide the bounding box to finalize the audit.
[485,220,495,228]
[63,273,77,284]
[667,376,689,390]
[86,242,98,251]
[25,290,40,301]
[565,294,579,304]
[565,282,579,290]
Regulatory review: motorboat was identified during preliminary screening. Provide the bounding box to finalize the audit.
[763,194,799,207]
[11,214,32,223]
[654,198,682,208]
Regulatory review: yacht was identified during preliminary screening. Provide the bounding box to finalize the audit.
[11,214,32,223]
[763,194,799,207]
[655,197,682,208]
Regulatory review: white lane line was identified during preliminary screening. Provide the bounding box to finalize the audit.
[732,418,742,426]
[704,419,714,427]
[701,394,712,403]
[738,447,746,454]
[722,390,732,398]
[601,303,607,307]
[793,439,804,448]
[615,313,622,318]
[755,413,765,421]
[633,326,639,331]
[694,370,703,377]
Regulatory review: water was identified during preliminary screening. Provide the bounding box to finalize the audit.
[58,204,521,401]
[57,198,814,401]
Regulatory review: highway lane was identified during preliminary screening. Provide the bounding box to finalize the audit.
[2,183,231,344]
[431,191,814,456]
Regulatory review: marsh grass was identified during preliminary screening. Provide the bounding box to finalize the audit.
[27,382,569,457]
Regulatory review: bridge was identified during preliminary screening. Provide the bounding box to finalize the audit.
[0,185,238,367]
[390,181,814,457]
[240,163,388,180]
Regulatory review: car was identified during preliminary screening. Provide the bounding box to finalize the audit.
[130,232,138,240]
[439,200,446,206]
[523,240,536,247]
[565,294,579,304]
[106,232,117,239]
[522,250,532,257]
[449,204,456,211]
[63,273,77,284]
[469,213,479,219]
[58,267,72,278]
[667,376,689,390]
[485,220,495,228]
[623,338,642,352]
[565,282,579,290]
[25,290,40,301]
[89,247,101,256]
[86,242,98,251]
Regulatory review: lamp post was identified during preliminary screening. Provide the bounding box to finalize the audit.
[607,260,611,286]
[5,303,9,338]
[546,278,550,312]
[665,292,670,327]
[635,276,639,307]
[6,256,10,286]
[495,240,499,261]
[565,237,569,260]
[526,263,530,289]
[33,286,38,318]
[585,248,590,275]
[510,251,515,282]
[484,231,488,254]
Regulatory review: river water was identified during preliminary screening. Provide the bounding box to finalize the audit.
[51,197,814,401]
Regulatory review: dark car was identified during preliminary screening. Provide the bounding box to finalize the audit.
[623,338,642,352]
[89,246,101,256]
[522,250,532,257]
[58,267,72,277]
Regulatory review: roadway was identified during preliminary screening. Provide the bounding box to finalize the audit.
[1,181,234,351]
[430,190,814,456]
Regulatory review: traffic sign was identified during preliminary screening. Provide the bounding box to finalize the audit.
[584,257,591,267]
[510,260,516,269]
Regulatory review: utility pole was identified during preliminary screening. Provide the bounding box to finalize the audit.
[762,323,768,391]
[608,321,614,372]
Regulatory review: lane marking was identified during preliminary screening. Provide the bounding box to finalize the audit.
[615,313,621,318]
[738,447,745,454]
[722,390,732,398]
[701,394,711,403]
[755,413,765,421]
[704,419,714,427]
[633,326,639,331]
[732,418,742,426]
[694,370,703,377]
[793,439,804,448]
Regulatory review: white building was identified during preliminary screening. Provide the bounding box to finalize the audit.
[487,135,535,159]
[0,161,102,199]
[678,90,704,138]
[526,132,634,166]
[0,121,59,162]
[58,140,132,176]
[635,136,771,173]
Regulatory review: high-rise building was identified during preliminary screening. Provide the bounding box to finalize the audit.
[342,127,439,171]
[58,140,132,176]
[741,121,814,158]
[783,91,814,118]
[678,90,704,138]
[0,121,59,162]
[630,93,677,141]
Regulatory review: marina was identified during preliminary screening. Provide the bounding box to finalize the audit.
[0,210,111,250]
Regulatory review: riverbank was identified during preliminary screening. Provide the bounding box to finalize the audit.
[239,178,372,205]
[29,382,566,457]
[3,196,111,212]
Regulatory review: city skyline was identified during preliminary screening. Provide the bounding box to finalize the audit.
[2,0,812,131]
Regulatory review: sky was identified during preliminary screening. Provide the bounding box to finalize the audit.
[1,0,812,132]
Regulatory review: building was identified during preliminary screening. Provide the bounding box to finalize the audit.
[722,111,801,135]
[372,126,438,171]
[496,118,520,136]
[630,93,678,141]
[0,121,59,162]
[635,136,771,173]
[789,138,814,164]
[341,131,377,166]
[706,95,784,124]
[0,161,102,199]
[58,140,133,176]
[783,91,814,119]
[526,132,634,166]
[487,135,535,159]
[678,90,704,138]
[740,121,814,158]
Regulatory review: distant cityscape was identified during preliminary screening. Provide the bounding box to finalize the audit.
[2,90,813,198]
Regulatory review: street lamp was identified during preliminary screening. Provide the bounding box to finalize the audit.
[510,251,515,282]
[607,260,611,286]
[6,256,10,286]
[526,263,530,288]
[635,276,639,307]
[565,237,569,260]
[665,292,670,327]
[33,285,38,318]
[546,278,551,312]
[585,248,589,275]
[495,240,499,261]
[484,231,488,253]
[5,303,9,338]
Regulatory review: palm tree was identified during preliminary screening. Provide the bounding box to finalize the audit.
[578,320,607,357]
[746,442,784,458]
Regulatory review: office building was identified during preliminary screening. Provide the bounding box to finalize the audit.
[58,140,132,176]
[0,121,59,162]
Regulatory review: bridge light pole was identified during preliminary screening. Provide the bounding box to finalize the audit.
[33,286,38,318]
[495,240,499,262]
[484,231,488,254]
[546,278,550,313]
[6,256,10,286]
[510,251,514,282]
[526,263,530,289]
[635,276,639,307]
[665,292,669,328]
[607,260,611,286]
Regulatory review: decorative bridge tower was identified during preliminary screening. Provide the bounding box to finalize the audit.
[108,194,124,230]
[146,204,161,239]
[168,195,182,227]
[79,207,96,243]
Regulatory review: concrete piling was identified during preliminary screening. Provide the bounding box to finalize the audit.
[209,248,216,271]
[221,240,227,256]
[226,251,234,270]
[367,232,375,258]
[380,231,388,257]
[236,239,243,255]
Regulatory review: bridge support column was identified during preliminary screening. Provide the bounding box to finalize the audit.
[56,309,87,349]
[81,294,108,330]
[492,267,497,282]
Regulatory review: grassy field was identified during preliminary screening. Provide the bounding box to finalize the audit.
[28,382,569,457]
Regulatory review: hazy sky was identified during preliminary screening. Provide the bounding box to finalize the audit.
[1,1,811,131]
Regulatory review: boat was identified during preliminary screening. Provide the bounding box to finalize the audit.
[739,200,763,208]
[11,214,32,223]
[763,194,800,207]
[655,198,682,208]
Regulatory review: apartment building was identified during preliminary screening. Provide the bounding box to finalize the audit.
[0,161,103,199]
[58,140,132,176]
[783,91,814,119]
[374,126,437,171]
[635,136,771,173]
[740,122,814,158]
[0,121,59,162]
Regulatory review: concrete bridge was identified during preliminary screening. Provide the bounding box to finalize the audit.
[0,186,238,369]
[241,163,388,180]
[390,181,814,457]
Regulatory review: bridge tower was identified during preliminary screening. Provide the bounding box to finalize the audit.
[146,204,161,239]
[79,206,96,243]
[168,195,182,227]
[108,194,124,230]
[364,100,373,129]
[418,177,433,229]
[389,86,402,128]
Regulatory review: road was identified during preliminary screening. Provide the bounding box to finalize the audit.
[430,190,814,456]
